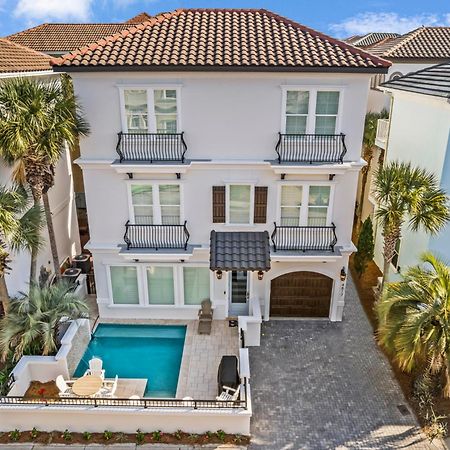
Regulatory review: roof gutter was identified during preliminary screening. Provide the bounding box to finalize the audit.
[0,69,56,78]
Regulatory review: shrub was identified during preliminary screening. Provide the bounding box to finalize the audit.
[216,429,226,442]
[136,429,145,445]
[9,429,20,441]
[175,429,182,440]
[151,430,161,441]
[354,217,374,277]
[103,430,113,440]
[82,431,92,441]
[62,429,72,441]
[30,427,39,439]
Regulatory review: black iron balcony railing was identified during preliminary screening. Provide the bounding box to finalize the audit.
[275,133,347,164]
[124,221,190,250]
[271,222,337,252]
[116,132,187,163]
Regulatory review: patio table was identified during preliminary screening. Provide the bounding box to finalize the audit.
[72,375,103,397]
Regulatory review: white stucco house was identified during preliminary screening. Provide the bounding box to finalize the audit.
[0,38,81,297]
[347,27,450,112]
[371,62,450,279]
[51,8,390,323]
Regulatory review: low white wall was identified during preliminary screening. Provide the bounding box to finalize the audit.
[0,406,251,435]
[238,297,262,347]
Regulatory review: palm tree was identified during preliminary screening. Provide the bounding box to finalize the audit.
[0,185,43,314]
[356,109,388,227]
[0,75,89,282]
[0,281,89,362]
[373,161,449,290]
[377,252,450,397]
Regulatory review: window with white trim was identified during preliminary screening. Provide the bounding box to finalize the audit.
[110,266,140,305]
[130,183,181,225]
[121,88,179,133]
[183,267,210,305]
[146,266,175,305]
[227,184,252,224]
[280,184,332,226]
[283,88,341,135]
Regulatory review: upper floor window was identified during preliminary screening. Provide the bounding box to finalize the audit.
[129,183,181,225]
[283,88,341,135]
[279,184,332,226]
[227,184,253,225]
[120,87,180,133]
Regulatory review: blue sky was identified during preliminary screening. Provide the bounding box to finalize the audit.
[1,0,449,38]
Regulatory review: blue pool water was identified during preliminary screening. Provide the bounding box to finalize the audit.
[74,324,186,398]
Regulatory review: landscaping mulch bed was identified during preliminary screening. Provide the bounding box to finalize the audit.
[349,254,450,434]
[0,430,250,446]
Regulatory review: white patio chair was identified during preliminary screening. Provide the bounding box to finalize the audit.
[83,357,105,379]
[216,385,240,402]
[98,375,118,398]
[56,375,74,397]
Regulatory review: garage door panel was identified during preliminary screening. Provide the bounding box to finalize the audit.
[270,271,332,317]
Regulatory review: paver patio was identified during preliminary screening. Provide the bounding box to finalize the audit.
[249,277,446,449]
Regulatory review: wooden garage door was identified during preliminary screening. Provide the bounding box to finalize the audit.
[270,271,333,317]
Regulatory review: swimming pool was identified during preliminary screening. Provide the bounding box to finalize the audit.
[74,324,186,398]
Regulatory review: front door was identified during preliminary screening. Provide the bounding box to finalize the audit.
[229,270,249,316]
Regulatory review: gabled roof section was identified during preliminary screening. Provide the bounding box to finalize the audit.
[368,27,450,59]
[345,32,400,48]
[0,38,51,73]
[380,62,450,99]
[6,23,136,53]
[126,12,152,24]
[51,9,390,72]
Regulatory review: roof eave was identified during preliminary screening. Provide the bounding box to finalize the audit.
[52,64,390,74]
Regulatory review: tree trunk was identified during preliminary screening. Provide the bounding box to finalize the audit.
[356,146,373,232]
[43,192,60,280]
[381,227,400,294]
[0,275,9,316]
[29,197,41,285]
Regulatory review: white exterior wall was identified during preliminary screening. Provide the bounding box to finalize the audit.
[1,146,81,295]
[72,71,371,321]
[373,90,450,276]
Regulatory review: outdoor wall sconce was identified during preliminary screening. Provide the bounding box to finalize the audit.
[216,270,223,280]
[257,270,264,280]
[340,267,347,282]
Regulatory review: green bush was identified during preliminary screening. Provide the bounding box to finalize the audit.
[354,217,374,277]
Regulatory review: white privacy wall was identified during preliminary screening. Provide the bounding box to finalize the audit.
[373,90,450,274]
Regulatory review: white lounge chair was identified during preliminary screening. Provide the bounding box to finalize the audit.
[216,385,240,402]
[56,375,74,397]
[83,357,105,379]
[97,375,118,398]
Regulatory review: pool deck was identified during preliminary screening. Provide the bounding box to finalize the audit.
[98,318,239,400]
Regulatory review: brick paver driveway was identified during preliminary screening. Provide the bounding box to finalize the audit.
[249,277,445,449]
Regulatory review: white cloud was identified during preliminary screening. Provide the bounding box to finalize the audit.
[14,0,93,22]
[330,12,446,37]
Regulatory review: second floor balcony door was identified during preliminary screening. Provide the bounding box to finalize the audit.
[229,270,249,317]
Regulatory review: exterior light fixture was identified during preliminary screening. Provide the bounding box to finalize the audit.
[257,270,264,280]
[340,267,347,282]
[216,270,223,280]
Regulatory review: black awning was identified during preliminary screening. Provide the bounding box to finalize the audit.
[210,231,271,271]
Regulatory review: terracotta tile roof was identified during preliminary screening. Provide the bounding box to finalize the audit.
[126,12,152,24]
[51,9,390,72]
[345,32,400,48]
[6,23,135,53]
[0,38,51,73]
[381,62,450,98]
[367,27,450,59]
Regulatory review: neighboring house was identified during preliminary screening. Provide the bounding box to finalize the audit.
[368,63,450,279]
[51,8,390,323]
[347,27,450,112]
[346,32,400,48]
[0,38,81,295]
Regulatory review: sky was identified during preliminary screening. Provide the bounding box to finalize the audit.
[0,0,449,38]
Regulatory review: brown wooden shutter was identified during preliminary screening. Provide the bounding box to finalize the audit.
[254,186,268,224]
[212,186,226,223]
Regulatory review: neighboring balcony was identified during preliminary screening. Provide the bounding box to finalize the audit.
[271,222,337,253]
[116,132,188,163]
[274,133,347,164]
[375,119,389,150]
[123,221,190,251]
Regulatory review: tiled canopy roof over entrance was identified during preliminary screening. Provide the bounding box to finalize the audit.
[51,9,390,71]
[210,231,271,272]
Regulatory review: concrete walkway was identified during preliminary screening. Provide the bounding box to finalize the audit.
[249,277,446,449]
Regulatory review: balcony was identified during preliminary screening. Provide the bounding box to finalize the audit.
[375,119,389,149]
[275,133,347,164]
[123,221,190,251]
[271,222,337,252]
[116,132,187,163]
